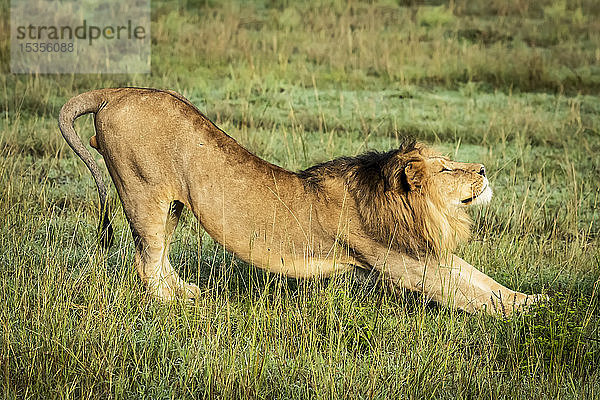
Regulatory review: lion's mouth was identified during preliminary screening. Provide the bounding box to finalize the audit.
[462,183,492,205]
[461,196,477,204]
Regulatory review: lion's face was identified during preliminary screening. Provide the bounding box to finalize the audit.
[399,150,492,207]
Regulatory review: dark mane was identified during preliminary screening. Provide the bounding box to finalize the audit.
[296,140,418,192]
[296,140,471,257]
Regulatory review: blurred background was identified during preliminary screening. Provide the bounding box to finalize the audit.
[1,1,599,398]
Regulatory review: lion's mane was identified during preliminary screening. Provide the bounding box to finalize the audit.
[298,141,472,257]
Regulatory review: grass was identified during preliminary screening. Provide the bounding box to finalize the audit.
[1,0,600,398]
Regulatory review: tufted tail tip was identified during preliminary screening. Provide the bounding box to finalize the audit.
[99,210,114,250]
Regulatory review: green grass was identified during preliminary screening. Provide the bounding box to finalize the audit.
[1,0,600,398]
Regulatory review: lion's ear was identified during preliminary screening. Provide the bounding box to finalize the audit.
[381,159,423,192]
[404,161,424,191]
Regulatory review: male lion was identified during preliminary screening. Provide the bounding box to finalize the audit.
[59,88,543,315]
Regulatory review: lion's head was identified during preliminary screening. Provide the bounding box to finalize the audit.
[298,141,492,257]
[392,144,492,207]
[344,142,491,257]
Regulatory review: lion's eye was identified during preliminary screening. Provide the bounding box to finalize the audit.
[441,167,452,172]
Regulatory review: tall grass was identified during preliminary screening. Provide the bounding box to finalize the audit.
[1,0,600,398]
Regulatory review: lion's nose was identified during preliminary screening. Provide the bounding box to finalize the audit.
[479,166,486,176]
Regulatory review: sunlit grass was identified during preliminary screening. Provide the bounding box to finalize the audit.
[1,0,600,398]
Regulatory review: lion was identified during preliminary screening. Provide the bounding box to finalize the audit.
[59,87,544,315]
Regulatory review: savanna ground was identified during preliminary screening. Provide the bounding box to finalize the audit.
[1,0,600,398]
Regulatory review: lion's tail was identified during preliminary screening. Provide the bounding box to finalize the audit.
[58,89,114,249]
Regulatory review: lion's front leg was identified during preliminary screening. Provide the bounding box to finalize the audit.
[364,245,543,315]
[431,254,545,315]
[376,252,496,313]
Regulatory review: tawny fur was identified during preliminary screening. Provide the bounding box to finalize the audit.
[298,142,472,257]
[59,87,544,315]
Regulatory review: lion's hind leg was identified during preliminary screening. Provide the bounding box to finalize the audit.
[162,200,201,299]
[126,196,199,301]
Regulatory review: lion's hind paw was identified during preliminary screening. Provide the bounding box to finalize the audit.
[182,282,201,300]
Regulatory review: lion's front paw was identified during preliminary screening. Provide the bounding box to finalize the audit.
[490,291,548,317]
[528,293,549,305]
